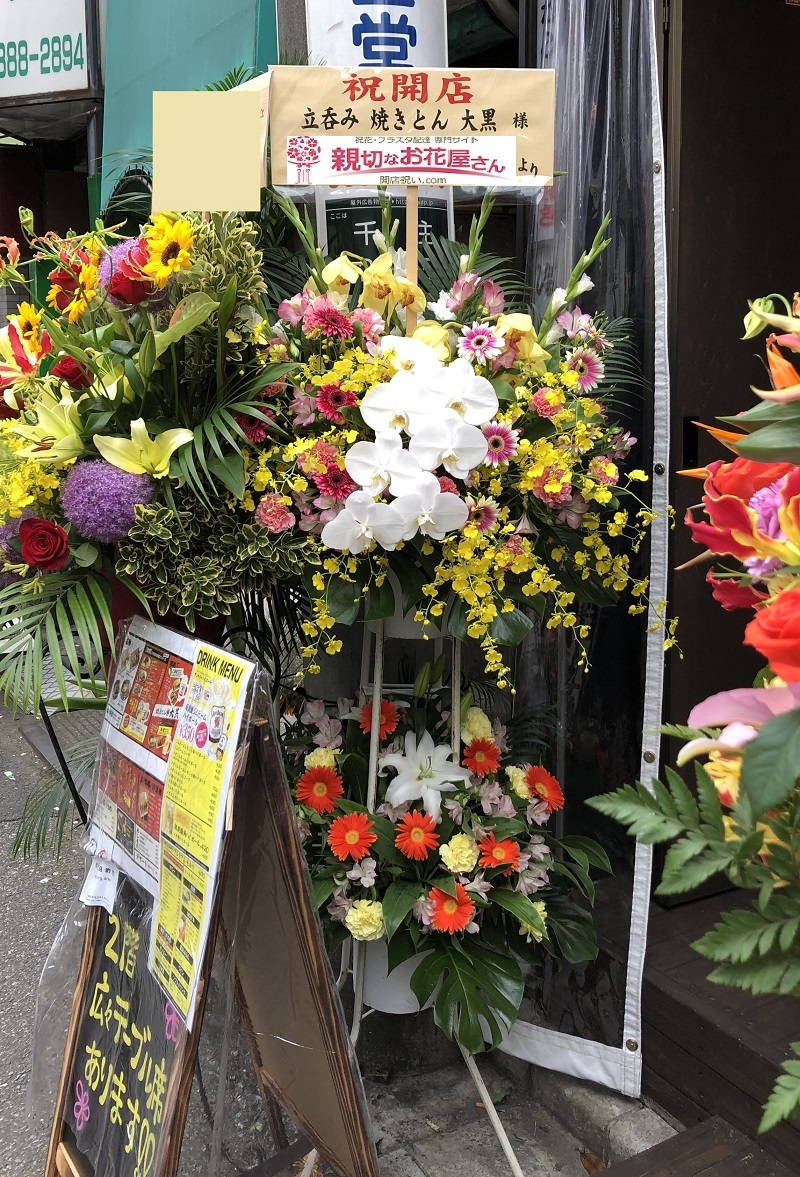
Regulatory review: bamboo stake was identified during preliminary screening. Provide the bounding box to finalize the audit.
[405,185,419,336]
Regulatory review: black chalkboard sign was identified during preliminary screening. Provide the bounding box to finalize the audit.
[61,877,178,1176]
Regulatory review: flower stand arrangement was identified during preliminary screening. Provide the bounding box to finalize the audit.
[593,287,800,1136]
[0,192,657,1170]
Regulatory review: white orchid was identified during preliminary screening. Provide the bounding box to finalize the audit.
[408,409,489,479]
[359,371,436,435]
[345,429,425,496]
[379,335,444,378]
[425,359,498,426]
[381,730,473,821]
[393,472,468,541]
[320,490,407,553]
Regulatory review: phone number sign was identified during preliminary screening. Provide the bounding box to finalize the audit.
[0,0,89,99]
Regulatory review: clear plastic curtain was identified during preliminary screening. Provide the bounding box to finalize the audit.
[500,0,670,1098]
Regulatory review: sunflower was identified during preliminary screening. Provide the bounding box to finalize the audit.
[394,810,439,861]
[296,764,344,815]
[462,737,501,778]
[478,833,521,875]
[359,698,399,740]
[143,216,194,287]
[524,765,564,813]
[327,812,377,861]
[62,264,99,324]
[429,883,476,934]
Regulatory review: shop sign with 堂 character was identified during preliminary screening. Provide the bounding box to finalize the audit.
[269,66,555,188]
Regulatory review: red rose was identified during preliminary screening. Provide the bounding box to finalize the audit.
[19,518,70,572]
[51,355,93,390]
[745,586,800,681]
[109,270,154,306]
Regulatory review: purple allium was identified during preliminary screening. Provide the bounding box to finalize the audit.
[0,509,33,586]
[61,459,154,543]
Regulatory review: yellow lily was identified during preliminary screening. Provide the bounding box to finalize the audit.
[496,313,550,369]
[94,419,193,478]
[412,320,451,361]
[321,254,363,293]
[13,388,86,463]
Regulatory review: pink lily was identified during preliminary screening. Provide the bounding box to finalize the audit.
[687,682,800,728]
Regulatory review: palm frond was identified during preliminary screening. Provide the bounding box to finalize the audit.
[0,572,114,715]
[418,236,529,311]
[505,707,556,764]
[201,65,257,91]
[261,247,311,313]
[591,317,647,407]
[12,736,99,859]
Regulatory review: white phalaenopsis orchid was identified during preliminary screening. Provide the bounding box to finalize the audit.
[381,730,473,821]
[409,410,489,480]
[359,371,438,435]
[379,335,443,377]
[320,491,407,553]
[426,359,498,426]
[345,429,425,496]
[393,472,469,541]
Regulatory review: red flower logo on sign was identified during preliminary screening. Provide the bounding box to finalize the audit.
[287,136,321,183]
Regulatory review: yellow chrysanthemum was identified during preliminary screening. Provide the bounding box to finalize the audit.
[143,216,194,287]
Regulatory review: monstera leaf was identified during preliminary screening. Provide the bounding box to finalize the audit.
[410,940,523,1054]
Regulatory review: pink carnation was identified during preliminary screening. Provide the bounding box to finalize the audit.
[316,383,358,423]
[254,493,295,533]
[299,440,339,473]
[437,476,459,495]
[302,296,354,340]
[351,307,385,345]
[531,388,561,419]
[531,468,572,507]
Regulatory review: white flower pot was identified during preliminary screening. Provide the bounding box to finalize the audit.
[362,937,436,1014]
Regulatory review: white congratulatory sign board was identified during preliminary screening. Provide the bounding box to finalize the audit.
[0,0,89,99]
[305,0,447,69]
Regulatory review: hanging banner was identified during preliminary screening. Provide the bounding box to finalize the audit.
[270,66,556,187]
[305,0,448,69]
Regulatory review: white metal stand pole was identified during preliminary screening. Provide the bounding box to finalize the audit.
[459,1045,527,1177]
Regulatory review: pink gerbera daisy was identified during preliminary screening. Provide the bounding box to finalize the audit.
[466,495,499,532]
[566,347,604,391]
[312,465,359,502]
[482,422,519,466]
[315,383,358,423]
[302,296,354,340]
[234,412,272,444]
[458,322,505,364]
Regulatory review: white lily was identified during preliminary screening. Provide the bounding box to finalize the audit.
[408,410,489,480]
[425,359,498,426]
[379,335,444,378]
[320,490,407,553]
[381,730,473,822]
[393,472,468,541]
[345,429,425,497]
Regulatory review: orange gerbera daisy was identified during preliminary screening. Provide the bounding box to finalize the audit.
[463,738,501,778]
[359,698,400,740]
[327,812,377,861]
[429,883,476,934]
[395,810,439,861]
[524,765,564,813]
[296,765,344,815]
[478,834,521,875]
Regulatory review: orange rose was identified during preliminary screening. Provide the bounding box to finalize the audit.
[745,587,800,681]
